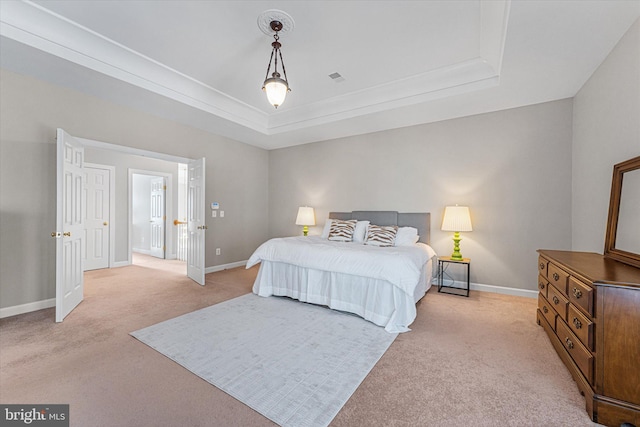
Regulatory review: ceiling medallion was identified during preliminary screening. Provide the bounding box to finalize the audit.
[257,9,295,35]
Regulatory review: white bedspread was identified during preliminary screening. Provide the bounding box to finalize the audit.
[247,236,436,299]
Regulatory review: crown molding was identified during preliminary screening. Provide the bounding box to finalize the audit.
[266,58,501,134]
[0,0,510,137]
[0,0,268,131]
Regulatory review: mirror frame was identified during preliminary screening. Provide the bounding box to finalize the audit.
[604,155,640,268]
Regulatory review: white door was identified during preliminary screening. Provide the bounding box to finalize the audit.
[55,129,84,322]
[187,158,206,285]
[83,166,110,270]
[149,177,165,259]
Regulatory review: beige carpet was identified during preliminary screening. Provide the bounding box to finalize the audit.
[0,255,598,426]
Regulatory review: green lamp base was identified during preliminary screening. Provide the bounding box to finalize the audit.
[450,231,463,260]
[303,225,309,236]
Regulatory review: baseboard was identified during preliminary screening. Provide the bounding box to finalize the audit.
[471,282,537,298]
[112,261,130,268]
[431,279,537,299]
[131,252,178,259]
[0,298,56,319]
[131,252,178,261]
[205,260,247,274]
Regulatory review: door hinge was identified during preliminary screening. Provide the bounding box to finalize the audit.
[163,246,166,251]
[163,185,167,190]
[163,215,166,220]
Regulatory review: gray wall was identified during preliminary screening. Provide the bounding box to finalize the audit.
[268,99,574,291]
[0,68,269,309]
[572,18,640,252]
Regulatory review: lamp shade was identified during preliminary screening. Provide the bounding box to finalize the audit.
[263,77,289,108]
[295,206,315,226]
[441,206,472,232]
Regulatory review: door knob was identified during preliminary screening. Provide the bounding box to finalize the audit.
[103,222,108,226]
[63,232,71,237]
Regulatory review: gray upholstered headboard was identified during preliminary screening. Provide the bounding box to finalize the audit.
[328,211,431,244]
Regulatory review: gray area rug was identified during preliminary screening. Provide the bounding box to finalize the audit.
[130,293,397,427]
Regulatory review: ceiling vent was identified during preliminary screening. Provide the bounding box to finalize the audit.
[328,72,345,83]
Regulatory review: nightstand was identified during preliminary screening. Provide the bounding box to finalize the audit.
[437,257,470,297]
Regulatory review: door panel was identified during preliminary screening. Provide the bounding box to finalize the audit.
[149,177,165,259]
[83,167,110,270]
[187,158,205,285]
[56,129,84,322]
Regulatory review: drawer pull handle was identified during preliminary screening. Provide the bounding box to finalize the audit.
[552,272,560,281]
[572,288,582,299]
[539,282,545,290]
[552,296,560,305]
[543,306,549,314]
[573,317,582,329]
[565,337,574,349]
[539,262,545,270]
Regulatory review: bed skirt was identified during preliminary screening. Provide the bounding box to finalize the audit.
[252,259,433,333]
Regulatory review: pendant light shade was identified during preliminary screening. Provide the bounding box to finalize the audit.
[263,74,289,108]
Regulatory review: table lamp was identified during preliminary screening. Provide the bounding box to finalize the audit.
[441,205,473,260]
[295,206,315,236]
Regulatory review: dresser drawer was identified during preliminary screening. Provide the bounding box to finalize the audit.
[568,277,593,317]
[568,304,594,351]
[538,275,549,298]
[538,294,556,330]
[557,319,593,384]
[548,263,569,294]
[538,256,548,278]
[547,283,569,321]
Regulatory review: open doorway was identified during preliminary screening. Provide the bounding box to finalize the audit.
[131,173,167,259]
[79,135,205,285]
[129,166,188,274]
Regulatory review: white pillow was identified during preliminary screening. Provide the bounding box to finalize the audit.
[321,220,333,239]
[395,227,419,246]
[353,221,370,243]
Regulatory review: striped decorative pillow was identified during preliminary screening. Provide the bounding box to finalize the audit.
[365,225,398,247]
[328,219,357,242]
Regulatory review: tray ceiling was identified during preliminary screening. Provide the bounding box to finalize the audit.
[1,1,638,149]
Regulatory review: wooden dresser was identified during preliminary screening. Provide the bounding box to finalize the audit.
[536,250,640,427]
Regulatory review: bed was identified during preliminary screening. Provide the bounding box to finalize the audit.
[246,211,436,333]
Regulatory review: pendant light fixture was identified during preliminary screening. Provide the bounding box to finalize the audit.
[258,10,294,109]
